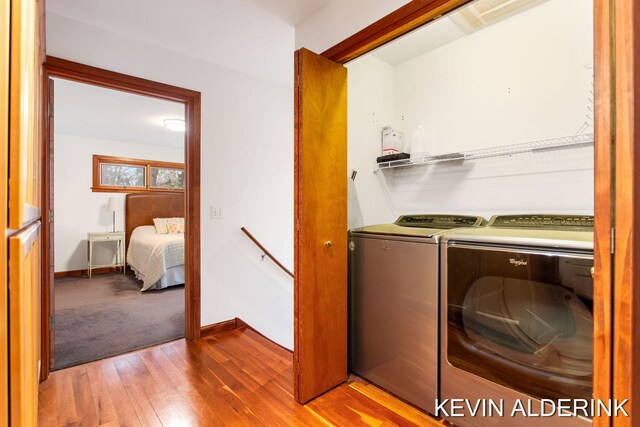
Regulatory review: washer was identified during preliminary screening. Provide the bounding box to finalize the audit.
[348,214,485,414]
[440,214,594,426]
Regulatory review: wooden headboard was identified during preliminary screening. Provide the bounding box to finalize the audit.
[125,192,185,245]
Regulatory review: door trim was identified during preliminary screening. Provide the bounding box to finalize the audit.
[321,0,472,64]
[593,0,614,425]
[612,0,640,423]
[40,57,201,380]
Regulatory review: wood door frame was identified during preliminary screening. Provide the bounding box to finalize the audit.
[593,0,614,425]
[612,0,640,424]
[321,0,473,64]
[314,0,625,422]
[40,57,201,380]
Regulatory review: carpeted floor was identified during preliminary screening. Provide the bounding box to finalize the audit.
[54,272,184,370]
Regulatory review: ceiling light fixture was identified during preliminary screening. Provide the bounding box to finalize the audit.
[163,118,186,132]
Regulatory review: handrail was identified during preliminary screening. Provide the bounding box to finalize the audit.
[241,227,294,278]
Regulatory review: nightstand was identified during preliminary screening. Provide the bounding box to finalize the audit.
[87,231,125,278]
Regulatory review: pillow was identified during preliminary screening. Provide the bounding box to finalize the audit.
[167,223,185,234]
[153,217,184,234]
[153,218,168,233]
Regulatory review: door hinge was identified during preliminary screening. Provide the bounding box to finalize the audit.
[49,208,54,223]
[297,74,301,87]
[49,315,54,330]
[611,227,615,254]
[48,99,54,118]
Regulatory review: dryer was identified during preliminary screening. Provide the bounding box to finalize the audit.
[440,214,594,426]
[348,214,485,414]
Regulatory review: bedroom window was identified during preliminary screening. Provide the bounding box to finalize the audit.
[92,155,185,193]
[150,166,185,190]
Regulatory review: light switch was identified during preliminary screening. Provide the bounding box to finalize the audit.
[211,205,224,219]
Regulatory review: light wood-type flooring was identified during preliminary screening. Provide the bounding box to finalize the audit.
[38,327,445,426]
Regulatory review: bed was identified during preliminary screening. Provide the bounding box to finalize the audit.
[125,193,185,291]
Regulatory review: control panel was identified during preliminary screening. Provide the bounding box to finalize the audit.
[488,215,594,230]
[395,215,484,228]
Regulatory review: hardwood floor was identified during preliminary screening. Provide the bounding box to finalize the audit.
[38,327,445,426]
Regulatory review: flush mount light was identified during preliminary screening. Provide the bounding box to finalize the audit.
[163,118,186,132]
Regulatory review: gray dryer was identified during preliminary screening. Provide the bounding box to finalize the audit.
[348,214,485,414]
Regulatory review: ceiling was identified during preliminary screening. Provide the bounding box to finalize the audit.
[250,0,331,26]
[54,78,185,149]
[370,0,549,66]
[47,0,330,85]
[370,16,467,66]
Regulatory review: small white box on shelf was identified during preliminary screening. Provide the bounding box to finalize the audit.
[381,126,403,155]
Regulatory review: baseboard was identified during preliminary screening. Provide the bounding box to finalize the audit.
[199,317,293,354]
[54,266,122,279]
[200,318,241,337]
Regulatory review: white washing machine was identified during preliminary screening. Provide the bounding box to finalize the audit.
[440,214,594,426]
[348,214,485,414]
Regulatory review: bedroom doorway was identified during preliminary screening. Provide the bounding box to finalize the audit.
[41,58,202,378]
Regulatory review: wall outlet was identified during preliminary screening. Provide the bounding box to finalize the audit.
[211,205,224,219]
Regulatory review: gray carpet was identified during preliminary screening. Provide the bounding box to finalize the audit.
[54,272,184,370]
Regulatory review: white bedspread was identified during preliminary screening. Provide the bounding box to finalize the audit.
[127,226,184,291]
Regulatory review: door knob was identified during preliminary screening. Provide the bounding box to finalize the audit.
[590,266,595,278]
[325,241,332,247]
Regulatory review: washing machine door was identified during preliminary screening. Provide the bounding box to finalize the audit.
[445,243,594,404]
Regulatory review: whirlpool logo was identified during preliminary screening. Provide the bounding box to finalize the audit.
[509,258,528,267]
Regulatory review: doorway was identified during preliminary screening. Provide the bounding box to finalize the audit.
[50,78,189,369]
[41,57,202,379]
[294,0,619,413]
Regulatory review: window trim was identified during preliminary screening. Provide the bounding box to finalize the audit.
[92,154,185,193]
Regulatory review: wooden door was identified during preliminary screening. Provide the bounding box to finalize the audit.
[8,222,41,427]
[6,0,44,424]
[294,48,348,403]
[9,0,41,230]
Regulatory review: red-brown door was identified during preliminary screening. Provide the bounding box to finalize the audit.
[294,48,348,403]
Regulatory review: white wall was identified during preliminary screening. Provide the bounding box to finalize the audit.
[295,0,411,52]
[394,0,593,152]
[47,13,295,349]
[54,134,183,272]
[347,55,396,226]
[347,0,594,223]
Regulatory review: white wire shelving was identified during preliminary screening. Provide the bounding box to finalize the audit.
[376,133,594,170]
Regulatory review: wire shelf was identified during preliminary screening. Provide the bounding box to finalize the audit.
[376,133,594,170]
